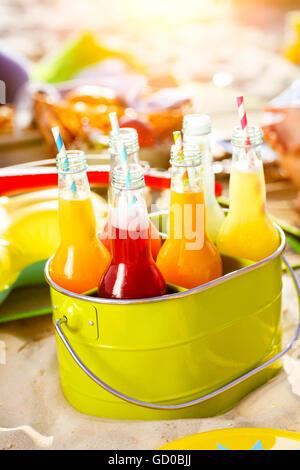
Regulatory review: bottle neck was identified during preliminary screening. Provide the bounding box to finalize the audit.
[58,169,91,200]
[56,150,90,200]
[183,133,217,206]
[58,170,97,243]
[232,144,263,172]
[170,162,203,194]
[110,187,151,263]
[169,163,206,247]
[110,150,139,178]
[109,128,140,180]
[183,133,211,164]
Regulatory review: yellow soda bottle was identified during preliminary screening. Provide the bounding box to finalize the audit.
[216,125,280,261]
[183,114,224,242]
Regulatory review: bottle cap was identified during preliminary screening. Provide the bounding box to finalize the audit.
[231,125,263,147]
[170,143,201,166]
[183,114,211,136]
[56,150,87,173]
[112,163,145,190]
[109,128,139,155]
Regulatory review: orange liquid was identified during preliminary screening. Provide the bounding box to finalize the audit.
[156,190,222,289]
[50,197,111,293]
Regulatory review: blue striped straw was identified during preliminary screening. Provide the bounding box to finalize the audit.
[51,126,76,196]
[109,112,134,192]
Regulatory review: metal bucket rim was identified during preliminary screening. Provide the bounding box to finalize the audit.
[44,224,285,305]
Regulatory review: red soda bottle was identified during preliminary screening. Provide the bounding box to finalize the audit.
[98,163,166,299]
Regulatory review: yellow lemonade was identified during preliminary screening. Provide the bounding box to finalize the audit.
[205,195,225,243]
[217,164,280,261]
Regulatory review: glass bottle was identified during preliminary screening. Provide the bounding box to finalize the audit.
[216,126,280,261]
[99,127,161,259]
[108,127,140,203]
[156,143,222,289]
[50,150,111,293]
[183,113,224,242]
[98,163,166,299]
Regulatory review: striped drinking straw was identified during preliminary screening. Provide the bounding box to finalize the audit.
[51,126,76,195]
[52,126,68,167]
[109,112,131,182]
[109,112,135,201]
[236,95,252,149]
[173,130,189,187]
[173,130,182,149]
[236,95,248,131]
[173,130,183,162]
[236,95,255,166]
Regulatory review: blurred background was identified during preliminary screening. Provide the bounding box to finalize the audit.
[2,0,300,316]
[1,0,300,225]
[0,0,300,157]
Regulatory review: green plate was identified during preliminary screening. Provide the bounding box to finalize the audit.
[0,260,52,323]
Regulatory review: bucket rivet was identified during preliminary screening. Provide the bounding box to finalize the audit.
[53,305,57,310]
[88,320,94,326]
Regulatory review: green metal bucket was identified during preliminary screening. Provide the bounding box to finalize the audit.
[45,224,300,420]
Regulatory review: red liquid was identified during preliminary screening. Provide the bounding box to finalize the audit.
[99,218,162,261]
[99,217,112,252]
[98,226,166,299]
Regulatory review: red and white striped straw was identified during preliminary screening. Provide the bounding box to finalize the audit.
[236,95,252,149]
[236,95,248,131]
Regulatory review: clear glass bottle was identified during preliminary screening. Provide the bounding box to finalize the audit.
[98,163,166,299]
[156,143,222,289]
[50,150,111,294]
[108,127,140,203]
[183,113,224,242]
[216,126,280,261]
[99,127,161,259]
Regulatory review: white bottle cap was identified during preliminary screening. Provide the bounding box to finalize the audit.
[183,114,211,136]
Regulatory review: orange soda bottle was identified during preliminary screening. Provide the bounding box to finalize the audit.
[50,150,111,293]
[99,127,162,260]
[156,143,222,289]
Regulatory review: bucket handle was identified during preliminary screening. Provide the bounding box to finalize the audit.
[54,255,300,410]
